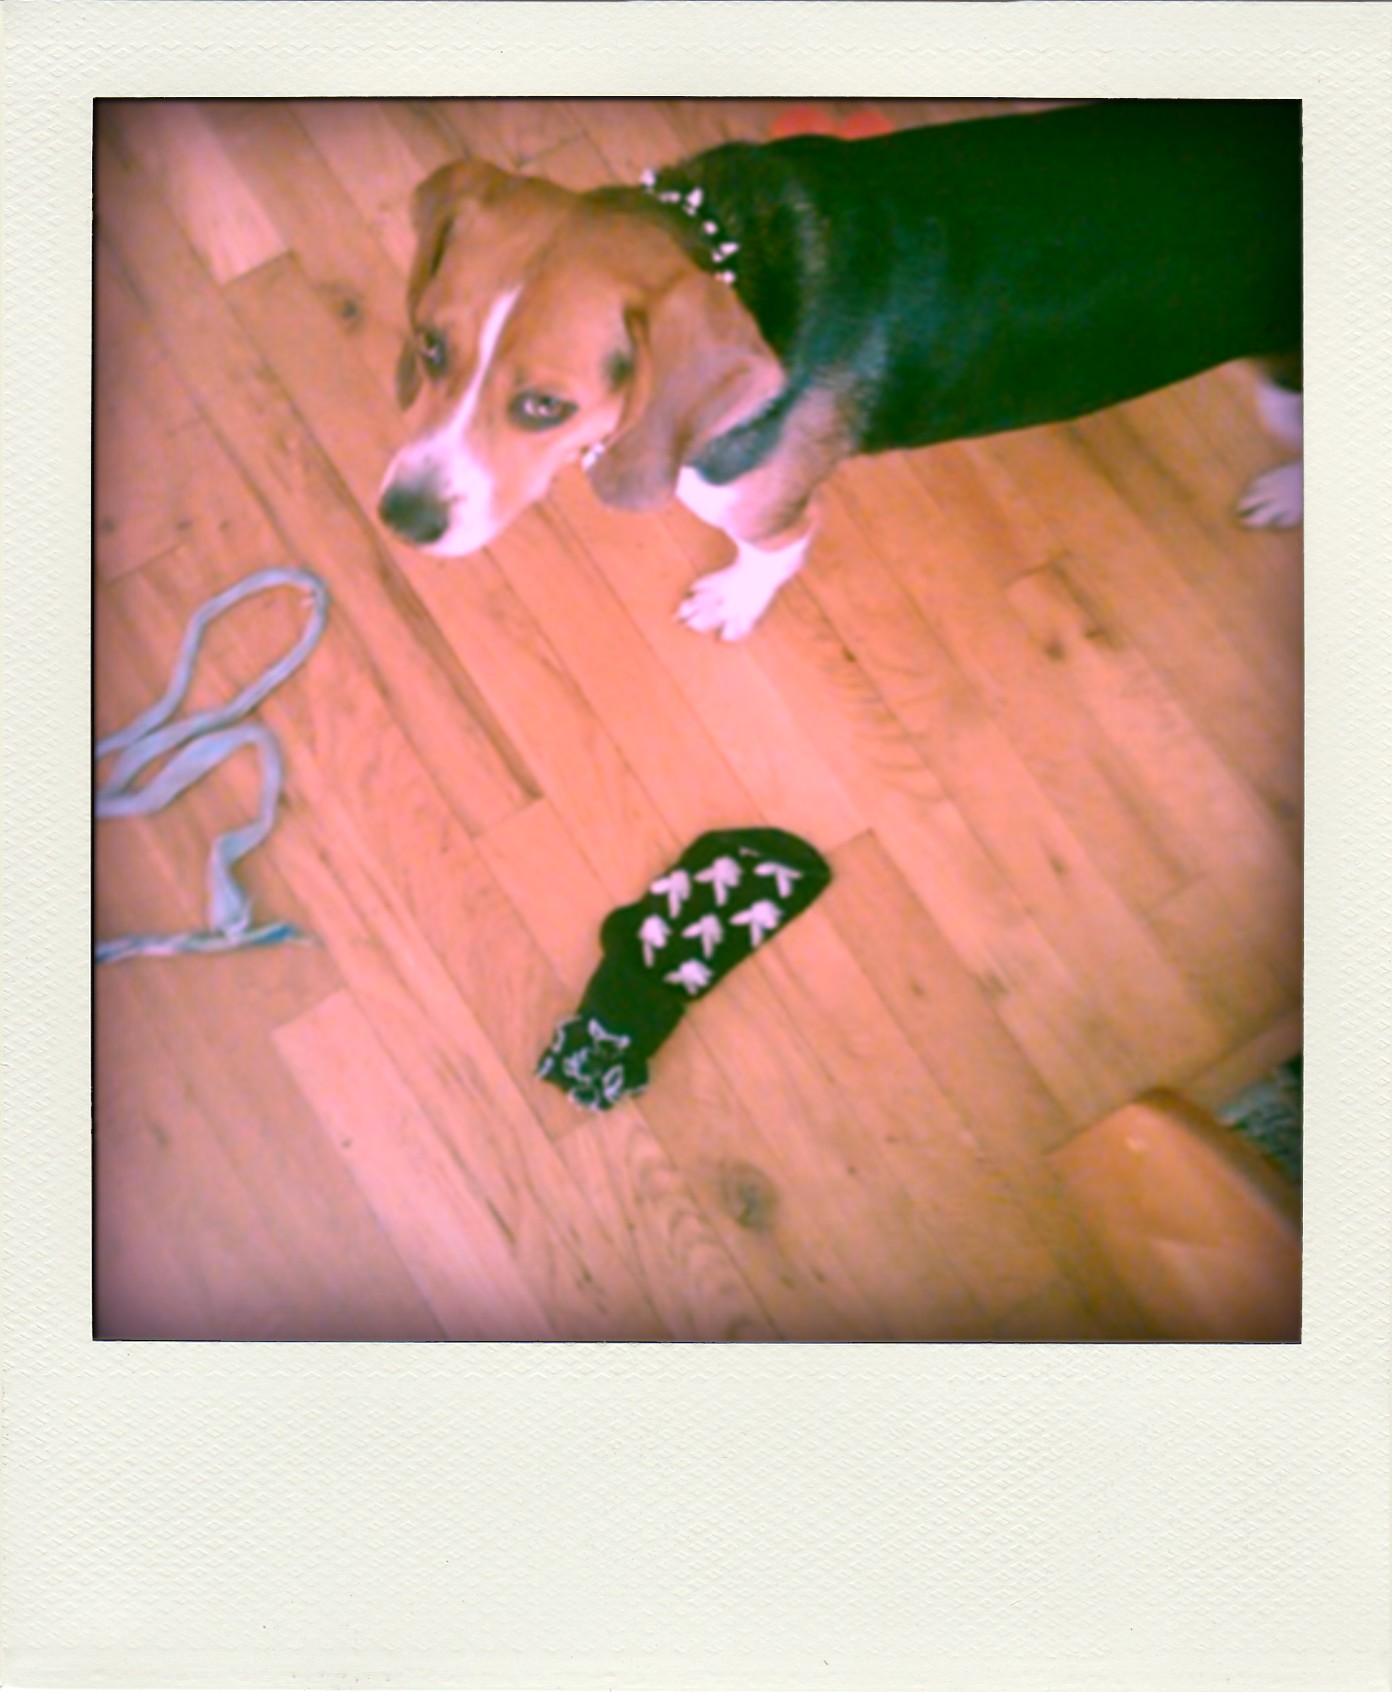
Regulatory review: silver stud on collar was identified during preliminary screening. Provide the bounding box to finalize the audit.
[639,165,740,288]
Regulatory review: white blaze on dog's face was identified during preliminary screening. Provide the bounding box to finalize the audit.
[382,271,631,556]
[378,160,784,558]
[384,283,519,554]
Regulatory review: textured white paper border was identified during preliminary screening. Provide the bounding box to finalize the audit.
[3,3,1389,1688]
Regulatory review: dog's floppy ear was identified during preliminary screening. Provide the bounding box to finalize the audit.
[406,159,506,303]
[395,158,508,410]
[587,275,783,512]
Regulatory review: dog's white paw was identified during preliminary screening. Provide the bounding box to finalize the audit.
[677,564,779,642]
[1238,460,1303,529]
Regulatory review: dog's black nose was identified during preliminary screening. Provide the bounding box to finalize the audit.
[378,482,450,546]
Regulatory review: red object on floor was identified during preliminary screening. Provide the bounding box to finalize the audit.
[767,104,837,140]
[768,105,895,143]
[837,109,894,141]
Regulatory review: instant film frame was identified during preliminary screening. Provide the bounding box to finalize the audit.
[3,3,1390,1687]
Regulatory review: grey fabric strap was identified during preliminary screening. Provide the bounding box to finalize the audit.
[95,567,330,964]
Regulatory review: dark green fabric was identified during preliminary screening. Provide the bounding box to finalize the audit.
[1219,1055,1303,1187]
[538,828,832,1111]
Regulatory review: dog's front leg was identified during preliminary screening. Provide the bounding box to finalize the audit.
[677,524,815,642]
[673,468,817,641]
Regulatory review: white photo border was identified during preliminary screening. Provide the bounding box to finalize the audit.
[3,4,1388,1688]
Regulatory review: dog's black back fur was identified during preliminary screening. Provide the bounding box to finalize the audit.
[681,101,1301,483]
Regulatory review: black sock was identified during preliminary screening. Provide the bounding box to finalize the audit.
[537,827,833,1111]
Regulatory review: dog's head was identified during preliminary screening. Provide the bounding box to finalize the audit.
[377,159,783,557]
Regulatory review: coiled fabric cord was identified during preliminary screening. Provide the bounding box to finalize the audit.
[95,567,330,964]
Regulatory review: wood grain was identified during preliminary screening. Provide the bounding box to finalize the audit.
[94,99,1302,1340]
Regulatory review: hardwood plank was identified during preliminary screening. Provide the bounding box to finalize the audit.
[97,949,443,1341]
[516,135,616,195]
[1144,877,1296,1047]
[96,977,248,1339]
[988,1282,1110,1343]
[110,525,527,1009]
[269,801,669,1339]
[885,436,1059,591]
[733,569,1139,1126]
[201,100,409,410]
[115,528,617,1163]
[555,1112,780,1342]
[685,959,990,1339]
[95,245,205,582]
[96,572,440,1346]
[635,1018,898,1341]
[821,832,1156,1337]
[275,993,559,1340]
[754,906,1075,1320]
[1180,1010,1303,1118]
[291,98,460,272]
[139,950,443,1337]
[109,501,602,1173]
[622,1021,893,1340]
[980,426,1302,824]
[162,534,442,867]
[556,483,864,850]
[477,800,614,999]
[806,493,1223,1073]
[480,788,987,1333]
[383,100,475,173]
[404,825,599,1150]
[1065,400,1302,721]
[1006,560,1302,1009]
[98,228,354,607]
[434,98,585,168]
[96,136,538,838]
[406,530,684,901]
[570,99,688,183]
[835,450,1195,908]
[101,100,286,284]
[489,503,772,846]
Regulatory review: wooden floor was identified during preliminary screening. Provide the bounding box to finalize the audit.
[93,99,1303,1342]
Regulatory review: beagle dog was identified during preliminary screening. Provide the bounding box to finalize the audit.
[379,100,1301,640]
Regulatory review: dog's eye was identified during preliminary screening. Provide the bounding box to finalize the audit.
[416,328,448,378]
[509,390,578,431]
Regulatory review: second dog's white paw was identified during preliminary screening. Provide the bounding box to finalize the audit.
[1238,460,1303,529]
[677,564,779,642]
